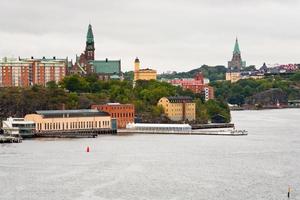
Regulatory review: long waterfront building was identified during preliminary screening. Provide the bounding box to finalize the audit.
[24,109,112,135]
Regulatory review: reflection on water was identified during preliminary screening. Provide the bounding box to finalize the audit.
[0,109,299,200]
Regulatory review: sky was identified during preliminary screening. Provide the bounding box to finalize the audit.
[0,0,300,73]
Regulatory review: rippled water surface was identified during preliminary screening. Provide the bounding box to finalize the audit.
[1,109,300,200]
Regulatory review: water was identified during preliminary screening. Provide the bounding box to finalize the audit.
[0,109,299,200]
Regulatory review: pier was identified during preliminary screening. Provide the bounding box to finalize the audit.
[34,129,117,138]
[0,135,22,143]
[118,129,247,136]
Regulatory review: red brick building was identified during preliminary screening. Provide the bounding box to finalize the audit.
[0,57,67,87]
[169,72,214,101]
[92,103,135,129]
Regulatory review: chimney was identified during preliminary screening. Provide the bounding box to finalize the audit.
[105,58,108,62]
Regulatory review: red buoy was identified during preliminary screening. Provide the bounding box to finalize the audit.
[86,146,90,152]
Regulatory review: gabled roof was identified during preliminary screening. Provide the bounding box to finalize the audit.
[36,109,110,118]
[166,96,193,103]
[89,60,121,74]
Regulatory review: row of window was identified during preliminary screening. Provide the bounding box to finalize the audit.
[166,108,194,112]
[111,112,134,118]
[36,120,110,131]
[100,106,133,110]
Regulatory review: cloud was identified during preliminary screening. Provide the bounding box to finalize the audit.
[0,0,300,72]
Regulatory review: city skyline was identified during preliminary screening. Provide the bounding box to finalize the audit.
[1,0,300,73]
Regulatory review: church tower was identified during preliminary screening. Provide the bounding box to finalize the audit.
[228,38,245,71]
[84,24,95,61]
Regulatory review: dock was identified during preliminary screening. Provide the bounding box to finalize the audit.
[0,135,22,143]
[34,129,117,138]
[118,129,248,136]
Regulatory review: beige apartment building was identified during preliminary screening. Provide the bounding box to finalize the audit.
[158,96,196,122]
[226,71,241,83]
[25,109,111,134]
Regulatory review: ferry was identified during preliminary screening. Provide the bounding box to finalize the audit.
[2,117,35,138]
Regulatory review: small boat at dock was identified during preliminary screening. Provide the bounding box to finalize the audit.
[0,135,22,143]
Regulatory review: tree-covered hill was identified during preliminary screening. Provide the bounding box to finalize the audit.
[158,65,227,81]
[0,74,231,124]
[210,72,300,106]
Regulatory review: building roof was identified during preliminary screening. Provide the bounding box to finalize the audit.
[166,96,193,103]
[89,60,121,75]
[36,109,110,118]
[127,123,191,128]
[139,68,156,72]
[260,63,268,71]
[92,103,134,107]
[0,57,67,64]
[233,38,241,54]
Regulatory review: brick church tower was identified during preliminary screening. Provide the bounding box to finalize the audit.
[84,24,95,61]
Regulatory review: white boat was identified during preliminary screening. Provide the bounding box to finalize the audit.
[2,117,35,138]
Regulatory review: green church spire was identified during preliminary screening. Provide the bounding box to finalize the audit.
[233,38,240,54]
[85,24,95,60]
[86,24,94,44]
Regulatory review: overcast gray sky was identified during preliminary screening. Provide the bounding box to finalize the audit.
[0,0,300,73]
